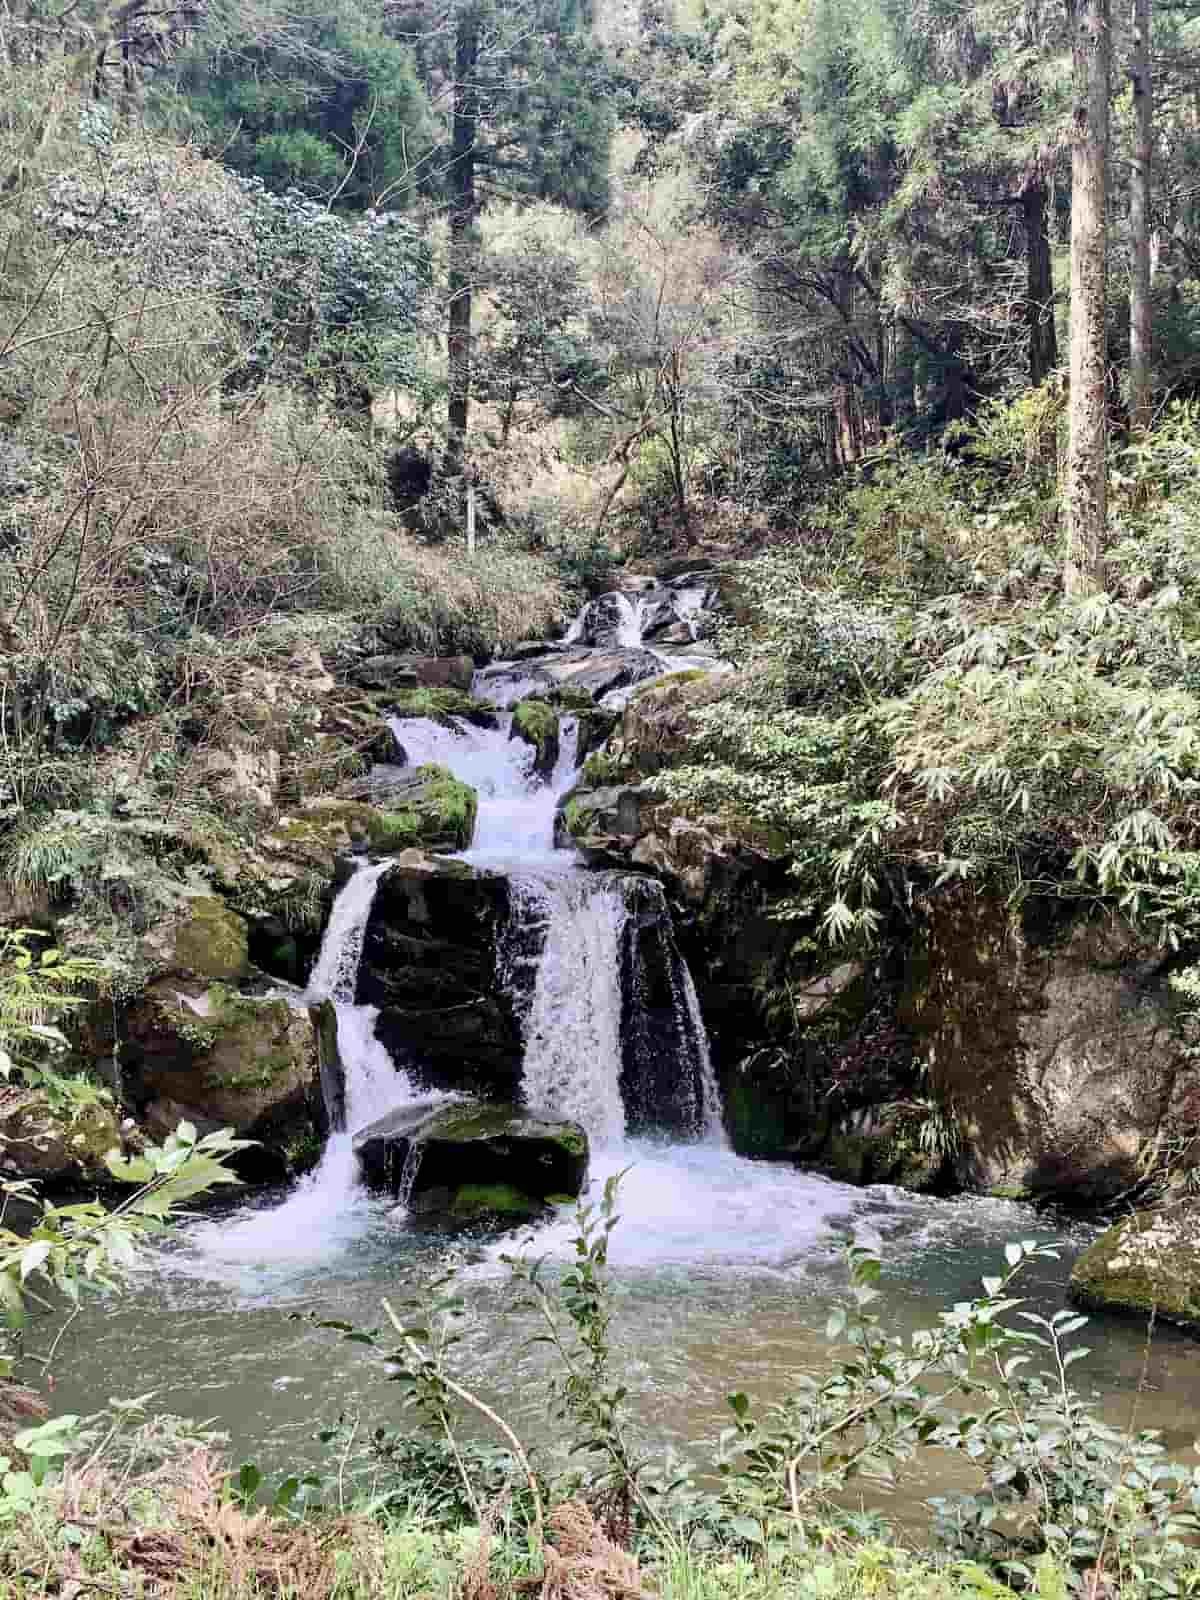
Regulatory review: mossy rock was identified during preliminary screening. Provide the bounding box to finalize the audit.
[1069,1202,1200,1330]
[391,686,497,728]
[450,1183,544,1220]
[124,982,320,1140]
[354,1096,588,1206]
[152,896,249,983]
[510,698,560,778]
[369,765,477,853]
[270,770,476,862]
[0,1087,122,1186]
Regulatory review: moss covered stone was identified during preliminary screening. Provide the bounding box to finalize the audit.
[124,981,320,1141]
[354,1096,588,1208]
[391,686,497,728]
[450,1183,543,1220]
[270,770,476,862]
[1069,1201,1200,1330]
[148,896,250,983]
[510,698,560,778]
[369,765,477,853]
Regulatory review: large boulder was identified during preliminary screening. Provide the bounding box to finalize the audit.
[902,888,1198,1203]
[116,982,323,1149]
[356,856,526,1097]
[1069,1201,1200,1330]
[547,648,663,703]
[619,671,726,774]
[354,1097,588,1220]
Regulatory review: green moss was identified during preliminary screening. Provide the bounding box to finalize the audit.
[368,764,476,853]
[630,668,708,699]
[392,686,497,727]
[170,897,249,981]
[562,795,586,838]
[450,1182,543,1219]
[368,810,422,847]
[582,751,625,786]
[510,698,560,774]
[548,686,595,713]
[418,1102,587,1157]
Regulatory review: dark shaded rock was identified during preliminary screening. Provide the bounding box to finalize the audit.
[314,998,345,1133]
[354,1097,588,1215]
[556,784,646,859]
[348,654,474,695]
[902,887,1198,1204]
[618,876,712,1137]
[506,640,572,662]
[0,1087,122,1186]
[817,1103,949,1193]
[346,655,421,694]
[356,857,526,1097]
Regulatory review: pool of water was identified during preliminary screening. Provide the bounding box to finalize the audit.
[47,1142,1200,1529]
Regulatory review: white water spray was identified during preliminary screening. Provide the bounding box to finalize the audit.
[511,873,630,1146]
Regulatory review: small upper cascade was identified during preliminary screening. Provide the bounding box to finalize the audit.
[564,590,646,650]
[386,712,579,866]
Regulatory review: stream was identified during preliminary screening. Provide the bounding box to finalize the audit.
[50,589,1200,1528]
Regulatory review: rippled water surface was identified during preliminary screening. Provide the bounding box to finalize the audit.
[51,1145,1200,1526]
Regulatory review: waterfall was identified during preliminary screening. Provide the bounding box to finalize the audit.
[511,873,630,1147]
[308,859,391,1006]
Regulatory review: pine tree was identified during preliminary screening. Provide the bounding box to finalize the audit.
[389,0,614,482]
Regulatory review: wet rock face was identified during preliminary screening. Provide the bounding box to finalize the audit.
[353,1098,588,1219]
[903,888,1198,1204]
[618,876,711,1137]
[356,858,527,1098]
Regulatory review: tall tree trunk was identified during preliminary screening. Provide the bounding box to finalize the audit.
[1023,174,1059,386]
[1065,0,1111,595]
[445,10,479,483]
[1129,0,1153,432]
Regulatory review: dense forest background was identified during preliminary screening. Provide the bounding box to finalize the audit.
[7,0,1200,1113]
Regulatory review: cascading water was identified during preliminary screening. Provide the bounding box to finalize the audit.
[512,873,629,1147]
[188,583,830,1273]
[183,862,433,1267]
